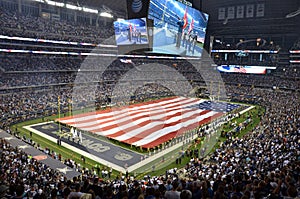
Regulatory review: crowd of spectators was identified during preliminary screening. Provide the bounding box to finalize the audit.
[0,85,299,199]
[1,73,77,88]
[0,55,83,72]
[181,86,299,199]
[273,65,300,79]
[0,58,299,198]
[0,138,96,198]
[0,88,72,129]
[220,73,299,90]
[1,53,298,89]
[0,8,114,43]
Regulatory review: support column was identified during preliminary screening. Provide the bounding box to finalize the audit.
[58,7,61,17]
[96,16,99,27]
[38,3,42,16]
[18,0,22,14]
[103,17,107,26]
[74,11,77,23]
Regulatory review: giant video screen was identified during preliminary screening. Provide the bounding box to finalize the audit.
[114,18,149,45]
[148,0,209,57]
[217,65,268,74]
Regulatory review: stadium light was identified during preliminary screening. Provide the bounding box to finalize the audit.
[45,0,64,7]
[66,3,82,11]
[31,0,99,14]
[83,7,98,14]
[100,12,113,18]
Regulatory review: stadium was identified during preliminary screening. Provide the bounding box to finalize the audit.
[0,0,299,198]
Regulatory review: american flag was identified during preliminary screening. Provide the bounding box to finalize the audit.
[188,19,194,34]
[233,66,247,73]
[183,7,188,29]
[56,97,238,148]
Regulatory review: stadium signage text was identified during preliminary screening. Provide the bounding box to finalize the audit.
[81,137,110,153]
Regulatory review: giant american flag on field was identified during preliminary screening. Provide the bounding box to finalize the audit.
[56,97,240,148]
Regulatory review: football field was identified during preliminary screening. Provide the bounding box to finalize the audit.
[23,97,253,173]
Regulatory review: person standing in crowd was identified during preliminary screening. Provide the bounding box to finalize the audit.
[191,31,198,54]
[128,24,132,42]
[164,180,181,199]
[182,30,188,48]
[176,18,184,47]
